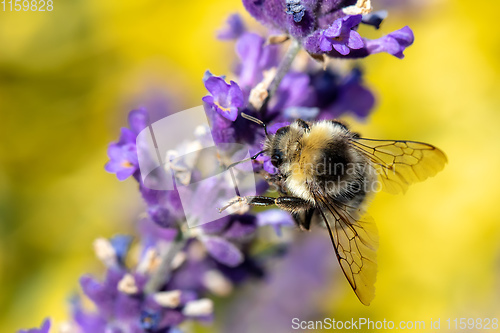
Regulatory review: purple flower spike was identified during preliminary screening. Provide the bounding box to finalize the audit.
[105,143,139,181]
[365,26,414,59]
[320,15,364,55]
[202,76,245,122]
[18,318,51,333]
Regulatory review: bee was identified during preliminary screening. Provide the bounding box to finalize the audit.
[220,113,447,305]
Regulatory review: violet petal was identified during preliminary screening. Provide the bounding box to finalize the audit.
[217,14,246,40]
[201,236,244,267]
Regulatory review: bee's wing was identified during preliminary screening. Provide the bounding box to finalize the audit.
[350,138,447,194]
[312,192,378,305]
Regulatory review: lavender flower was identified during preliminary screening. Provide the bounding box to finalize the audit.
[314,67,375,118]
[105,143,139,180]
[243,0,350,39]
[243,0,414,59]
[105,109,149,180]
[319,15,364,55]
[304,23,414,58]
[140,184,183,228]
[365,25,414,59]
[202,76,245,121]
[71,234,218,333]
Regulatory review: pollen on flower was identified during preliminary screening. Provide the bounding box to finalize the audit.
[182,298,214,317]
[153,290,182,308]
[120,161,134,168]
[343,0,373,15]
[117,273,139,295]
[214,101,232,113]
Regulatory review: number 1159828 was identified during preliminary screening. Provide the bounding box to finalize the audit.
[2,0,53,11]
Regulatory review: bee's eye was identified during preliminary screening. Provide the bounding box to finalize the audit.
[276,127,290,136]
[271,153,283,168]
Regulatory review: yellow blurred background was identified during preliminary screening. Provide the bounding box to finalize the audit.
[1,0,500,332]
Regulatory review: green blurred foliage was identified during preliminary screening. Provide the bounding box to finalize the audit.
[1,0,500,332]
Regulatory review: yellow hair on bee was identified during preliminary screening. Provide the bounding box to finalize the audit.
[286,121,347,202]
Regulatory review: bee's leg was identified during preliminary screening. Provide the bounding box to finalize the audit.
[292,208,315,231]
[272,196,316,231]
[219,196,314,231]
[218,195,313,216]
[274,196,313,213]
[218,195,275,213]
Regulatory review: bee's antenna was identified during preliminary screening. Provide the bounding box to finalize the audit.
[241,113,268,136]
[226,150,265,170]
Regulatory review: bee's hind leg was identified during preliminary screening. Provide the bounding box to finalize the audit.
[219,195,314,230]
[218,195,276,213]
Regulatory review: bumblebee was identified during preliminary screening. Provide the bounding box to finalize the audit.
[221,114,447,305]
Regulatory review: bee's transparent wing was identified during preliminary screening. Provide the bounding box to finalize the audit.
[350,138,447,194]
[313,193,378,305]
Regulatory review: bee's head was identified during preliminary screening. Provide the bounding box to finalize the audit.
[264,119,309,169]
[263,126,287,168]
[239,114,309,171]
